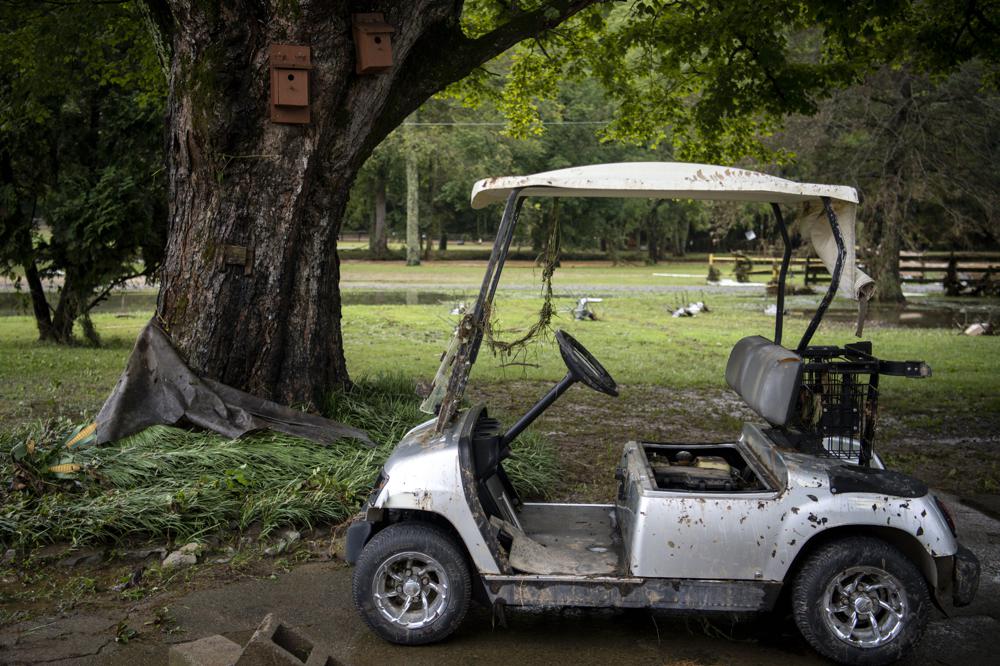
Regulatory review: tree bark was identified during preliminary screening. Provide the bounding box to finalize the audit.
[671,218,689,257]
[865,74,913,304]
[22,257,54,341]
[149,0,602,407]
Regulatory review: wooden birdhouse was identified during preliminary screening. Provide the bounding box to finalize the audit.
[269,44,312,125]
[352,13,395,74]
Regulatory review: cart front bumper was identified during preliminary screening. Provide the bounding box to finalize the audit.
[344,520,374,565]
[952,545,980,607]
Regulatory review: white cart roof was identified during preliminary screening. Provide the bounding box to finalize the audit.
[471,161,872,301]
[470,162,858,209]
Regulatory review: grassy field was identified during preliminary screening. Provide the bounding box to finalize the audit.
[2,291,996,425]
[0,259,797,424]
[2,260,999,504]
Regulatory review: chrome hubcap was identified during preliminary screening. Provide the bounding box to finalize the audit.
[372,551,448,629]
[823,566,907,649]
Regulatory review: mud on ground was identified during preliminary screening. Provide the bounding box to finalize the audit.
[2,381,999,664]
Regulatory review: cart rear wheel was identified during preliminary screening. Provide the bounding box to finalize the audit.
[792,536,930,665]
[352,522,471,645]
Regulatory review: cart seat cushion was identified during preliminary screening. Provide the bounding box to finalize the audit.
[725,336,802,427]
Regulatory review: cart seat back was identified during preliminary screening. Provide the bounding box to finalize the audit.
[725,336,802,427]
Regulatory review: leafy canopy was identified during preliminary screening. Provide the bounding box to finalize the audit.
[0,1,166,341]
[446,1,998,163]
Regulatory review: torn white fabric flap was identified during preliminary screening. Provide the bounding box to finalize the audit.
[800,200,875,301]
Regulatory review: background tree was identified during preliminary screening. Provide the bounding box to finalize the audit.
[344,136,398,259]
[365,145,394,260]
[645,200,707,260]
[779,62,1000,301]
[141,0,997,407]
[143,0,620,407]
[0,1,166,344]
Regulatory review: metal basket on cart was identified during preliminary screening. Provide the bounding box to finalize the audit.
[794,342,930,467]
[797,347,880,466]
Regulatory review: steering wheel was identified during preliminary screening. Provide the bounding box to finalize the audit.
[555,329,619,397]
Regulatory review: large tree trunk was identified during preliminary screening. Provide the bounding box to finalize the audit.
[22,258,54,341]
[867,191,907,303]
[155,21,358,405]
[148,0,600,407]
[153,5,415,405]
[865,74,913,304]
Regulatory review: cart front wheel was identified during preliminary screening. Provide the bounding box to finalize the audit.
[792,536,930,665]
[352,522,471,645]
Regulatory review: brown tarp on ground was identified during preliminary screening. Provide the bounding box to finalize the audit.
[94,321,373,447]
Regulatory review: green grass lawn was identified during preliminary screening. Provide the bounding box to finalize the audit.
[2,261,1000,552]
[2,287,997,427]
[345,292,1000,419]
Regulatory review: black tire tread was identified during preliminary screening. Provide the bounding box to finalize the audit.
[791,536,930,665]
[352,521,472,645]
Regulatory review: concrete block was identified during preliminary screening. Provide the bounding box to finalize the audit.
[236,613,338,666]
[168,634,242,666]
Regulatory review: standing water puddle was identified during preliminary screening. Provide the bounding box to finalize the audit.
[0,289,470,316]
[792,301,1000,329]
[2,289,997,329]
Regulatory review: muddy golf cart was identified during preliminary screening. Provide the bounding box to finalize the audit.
[346,163,980,665]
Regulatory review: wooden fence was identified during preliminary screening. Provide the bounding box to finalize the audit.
[708,251,1000,288]
[896,252,1000,284]
[707,253,815,283]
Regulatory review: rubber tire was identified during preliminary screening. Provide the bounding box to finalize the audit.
[352,521,471,645]
[791,536,930,665]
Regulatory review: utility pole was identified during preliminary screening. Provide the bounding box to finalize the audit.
[404,111,420,266]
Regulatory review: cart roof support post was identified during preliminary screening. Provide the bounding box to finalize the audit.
[469,190,524,365]
[434,189,524,431]
[771,203,791,346]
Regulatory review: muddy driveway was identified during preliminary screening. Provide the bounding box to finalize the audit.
[2,493,997,666]
[4,383,999,665]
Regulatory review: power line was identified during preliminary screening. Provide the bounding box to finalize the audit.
[405,120,611,126]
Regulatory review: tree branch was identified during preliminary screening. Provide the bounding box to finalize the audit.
[459,0,604,67]
[86,271,148,313]
[372,0,606,145]
[138,0,174,78]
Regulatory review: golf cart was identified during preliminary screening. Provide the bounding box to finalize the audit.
[346,163,979,665]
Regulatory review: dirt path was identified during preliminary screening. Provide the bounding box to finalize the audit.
[4,382,998,664]
[3,492,998,665]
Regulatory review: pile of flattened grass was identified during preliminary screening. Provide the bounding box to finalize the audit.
[0,374,558,549]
